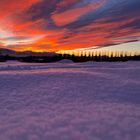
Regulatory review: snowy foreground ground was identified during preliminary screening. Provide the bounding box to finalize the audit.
[0,61,140,140]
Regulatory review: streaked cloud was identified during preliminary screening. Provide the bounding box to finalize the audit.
[0,0,139,52]
[0,35,46,46]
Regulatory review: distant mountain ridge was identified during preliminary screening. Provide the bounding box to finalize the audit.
[0,48,58,57]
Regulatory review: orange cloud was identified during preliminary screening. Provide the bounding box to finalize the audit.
[0,0,140,52]
[0,0,41,18]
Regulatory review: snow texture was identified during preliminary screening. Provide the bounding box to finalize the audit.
[0,61,140,140]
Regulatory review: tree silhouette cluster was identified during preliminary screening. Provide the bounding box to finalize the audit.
[0,51,140,63]
[63,51,140,62]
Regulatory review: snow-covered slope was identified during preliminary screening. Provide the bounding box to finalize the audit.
[0,61,140,140]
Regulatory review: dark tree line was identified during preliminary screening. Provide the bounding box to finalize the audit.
[60,51,140,62]
[0,51,140,63]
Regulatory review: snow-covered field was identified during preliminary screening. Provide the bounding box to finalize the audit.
[0,61,140,140]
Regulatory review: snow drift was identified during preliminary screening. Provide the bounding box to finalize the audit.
[0,61,140,140]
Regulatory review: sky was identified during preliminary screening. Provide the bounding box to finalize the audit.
[0,0,140,53]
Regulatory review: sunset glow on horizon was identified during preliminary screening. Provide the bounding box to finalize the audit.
[0,0,140,52]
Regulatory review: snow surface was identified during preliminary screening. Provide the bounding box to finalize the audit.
[0,61,140,140]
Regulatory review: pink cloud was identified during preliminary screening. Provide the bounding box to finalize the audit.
[52,1,105,26]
